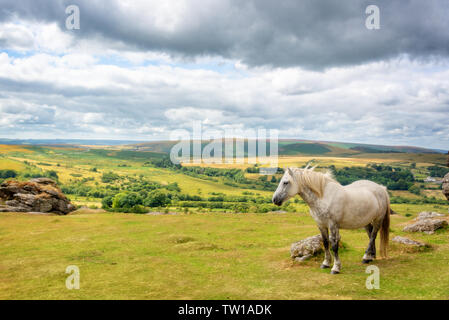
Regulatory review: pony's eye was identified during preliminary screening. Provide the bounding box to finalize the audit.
[283,181,289,185]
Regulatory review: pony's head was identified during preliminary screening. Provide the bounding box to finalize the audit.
[272,166,335,206]
[272,167,300,206]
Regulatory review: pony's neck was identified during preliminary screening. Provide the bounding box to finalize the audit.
[294,169,332,208]
[298,186,320,207]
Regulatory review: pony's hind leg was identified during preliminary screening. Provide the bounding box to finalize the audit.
[365,224,373,238]
[363,222,381,264]
[318,226,331,269]
[329,223,341,274]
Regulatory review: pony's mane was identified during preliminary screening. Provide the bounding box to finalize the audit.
[292,166,336,198]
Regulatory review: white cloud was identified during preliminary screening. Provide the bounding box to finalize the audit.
[0,22,35,51]
[0,19,448,149]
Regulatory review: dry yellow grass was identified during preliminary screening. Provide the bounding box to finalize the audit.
[422,189,447,200]
[0,145,33,154]
[182,155,403,170]
[0,158,27,171]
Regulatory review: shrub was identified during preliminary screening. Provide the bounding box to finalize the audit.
[102,172,120,183]
[0,170,17,179]
[144,190,170,207]
[101,195,114,209]
[46,170,59,180]
[427,165,449,177]
[408,185,421,195]
[129,205,147,214]
[112,192,143,209]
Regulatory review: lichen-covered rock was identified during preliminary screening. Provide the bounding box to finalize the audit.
[442,172,449,201]
[290,235,323,262]
[392,236,426,247]
[417,211,445,220]
[403,219,448,234]
[0,179,75,215]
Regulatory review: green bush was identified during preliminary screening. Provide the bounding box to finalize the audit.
[427,165,449,177]
[331,164,415,190]
[112,192,143,209]
[129,205,147,214]
[102,172,120,183]
[0,170,17,179]
[408,185,421,195]
[101,195,114,209]
[144,190,170,207]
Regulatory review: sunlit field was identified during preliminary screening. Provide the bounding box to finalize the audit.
[0,144,448,299]
[1,204,448,300]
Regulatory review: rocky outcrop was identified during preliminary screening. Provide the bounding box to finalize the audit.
[403,219,448,234]
[0,178,75,215]
[392,236,426,247]
[443,172,449,201]
[417,211,445,220]
[291,235,323,262]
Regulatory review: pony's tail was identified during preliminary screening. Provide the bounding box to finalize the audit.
[380,199,390,258]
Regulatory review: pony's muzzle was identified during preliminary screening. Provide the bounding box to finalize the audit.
[272,195,282,206]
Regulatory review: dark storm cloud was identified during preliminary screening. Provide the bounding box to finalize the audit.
[0,76,130,98]
[1,0,449,69]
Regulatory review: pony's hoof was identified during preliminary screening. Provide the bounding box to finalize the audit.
[362,259,373,264]
[330,270,340,274]
[320,264,330,269]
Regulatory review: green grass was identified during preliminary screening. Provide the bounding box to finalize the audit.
[1,144,449,299]
[3,146,274,199]
[279,143,332,155]
[1,204,448,300]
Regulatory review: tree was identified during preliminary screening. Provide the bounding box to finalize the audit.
[408,185,421,195]
[112,192,143,209]
[427,165,449,177]
[46,170,59,180]
[0,170,17,179]
[144,190,170,207]
[102,172,120,183]
[101,195,114,209]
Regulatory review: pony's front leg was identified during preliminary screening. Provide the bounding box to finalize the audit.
[329,224,341,274]
[318,226,331,269]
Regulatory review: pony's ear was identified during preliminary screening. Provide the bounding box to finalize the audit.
[287,167,294,176]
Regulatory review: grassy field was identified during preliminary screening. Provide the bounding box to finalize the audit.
[0,203,448,300]
[1,144,448,299]
[1,146,276,204]
[1,144,446,208]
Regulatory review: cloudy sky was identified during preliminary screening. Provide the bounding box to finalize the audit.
[0,0,448,149]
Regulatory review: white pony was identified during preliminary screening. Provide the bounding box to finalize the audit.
[272,166,390,274]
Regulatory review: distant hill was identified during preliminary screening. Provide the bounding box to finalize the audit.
[0,139,143,146]
[126,139,444,156]
[0,138,445,155]
[338,143,440,154]
[279,143,332,155]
